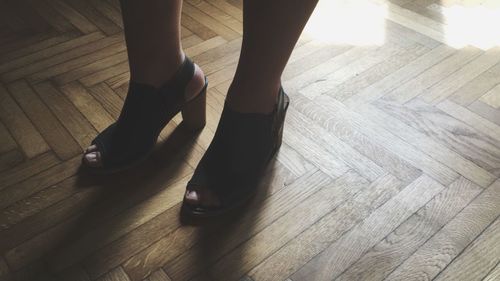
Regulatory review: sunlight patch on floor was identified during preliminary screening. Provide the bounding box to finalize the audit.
[428,3,500,49]
[303,0,387,46]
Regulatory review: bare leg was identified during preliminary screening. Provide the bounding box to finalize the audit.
[185,0,319,205]
[84,0,206,166]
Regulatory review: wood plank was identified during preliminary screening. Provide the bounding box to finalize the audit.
[283,111,352,179]
[385,179,500,281]
[33,82,97,149]
[145,269,172,281]
[275,142,316,178]
[60,81,115,132]
[422,48,500,104]
[0,121,17,154]
[8,80,81,160]
[206,0,243,21]
[433,218,499,281]
[468,100,500,126]
[180,26,193,38]
[50,48,127,85]
[87,83,123,120]
[359,102,496,187]
[60,175,191,275]
[105,71,129,90]
[185,36,227,58]
[90,0,123,29]
[331,43,429,102]
[205,62,236,89]
[291,175,445,281]
[283,44,351,82]
[286,106,384,181]
[181,34,203,49]
[48,0,98,34]
[182,2,239,41]
[299,45,403,99]
[0,156,80,210]
[292,94,422,183]
[483,263,500,281]
[180,13,217,41]
[0,32,59,58]
[28,0,75,33]
[187,0,242,32]
[96,267,131,281]
[382,98,500,176]
[382,46,482,104]
[286,39,326,65]
[0,32,105,74]
[343,44,455,108]
[376,0,448,45]
[0,176,80,234]
[480,83,500,109]
[384,18,440,49]
[0,152,59,191]
[406,99,500,174]
[249,174,403,281]
[79,60,128,87]
[184,171,370,281]
[88,163,295,279]
[437,99,500,144]
[0,149,23,172]
[336,177,482,281]
[298,94,457,185]
[5,156,192,271]
[200,50,239,76]
[0,84,49,158]
[66,0,121,35]
[285,46,377,94]
[0,31,79,64]
[450,62,500,106]
[2,33,122,82]
[191,38,241,66]
[148,170,331,281]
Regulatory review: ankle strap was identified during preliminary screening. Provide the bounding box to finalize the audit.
[168,56,195,94]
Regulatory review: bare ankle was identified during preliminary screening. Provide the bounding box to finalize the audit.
[226,82,280,114]
[129,52,184,88]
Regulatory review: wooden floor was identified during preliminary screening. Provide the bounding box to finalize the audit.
[1,0,500,280]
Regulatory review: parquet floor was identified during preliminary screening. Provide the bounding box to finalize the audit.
[0,0,499,280]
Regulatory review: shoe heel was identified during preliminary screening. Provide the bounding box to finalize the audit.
[272,93,290,155]
[182,80,207,131]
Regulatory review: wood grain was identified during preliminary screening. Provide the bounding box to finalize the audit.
[291,175,445,281]
[0,1,498,280]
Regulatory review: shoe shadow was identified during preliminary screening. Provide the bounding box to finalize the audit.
[41,123,203,278]
[173,158,279,281]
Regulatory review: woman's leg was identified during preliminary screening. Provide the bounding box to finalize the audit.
[84,0,206,166]
[185,0,319,205]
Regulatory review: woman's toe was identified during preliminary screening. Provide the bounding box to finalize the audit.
[84,151,102,167]
[185,190,200,204]
[85,145,98,153]
[185,188,221,207]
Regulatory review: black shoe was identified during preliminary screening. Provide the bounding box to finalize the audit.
[182,87,290,217]
[83,57,207,174]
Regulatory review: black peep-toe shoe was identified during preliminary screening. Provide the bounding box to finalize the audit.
[83,57,207,174]
[182,87,290,217]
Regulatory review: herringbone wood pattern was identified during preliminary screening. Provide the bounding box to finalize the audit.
[0,0,499,280]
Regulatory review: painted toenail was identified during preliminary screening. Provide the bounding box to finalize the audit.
[186,191,199,201]
[85,153,97,162]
